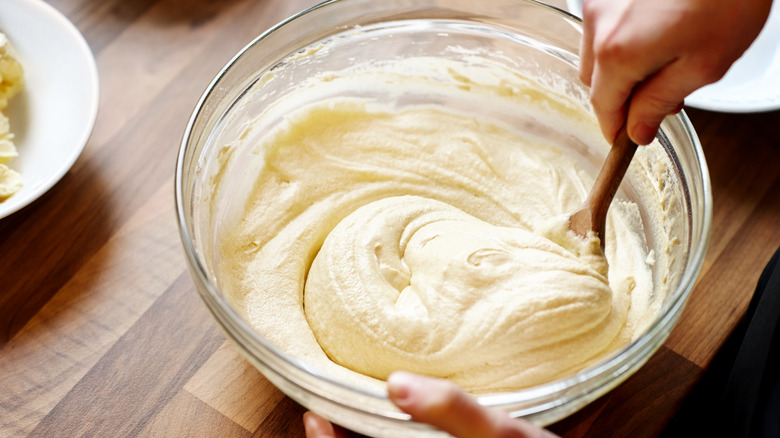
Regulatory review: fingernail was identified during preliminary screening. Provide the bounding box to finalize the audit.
[387,371,416,404]
[302,412,317,433]
[633,122,657,145]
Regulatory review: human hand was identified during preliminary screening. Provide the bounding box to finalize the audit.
[579,0,773,144]
[303,371,559,438]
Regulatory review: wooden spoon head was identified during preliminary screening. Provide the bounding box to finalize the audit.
[569,205,599,240]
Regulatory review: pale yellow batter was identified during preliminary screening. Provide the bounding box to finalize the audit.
[216,83,664,392]
[0,32,24,200]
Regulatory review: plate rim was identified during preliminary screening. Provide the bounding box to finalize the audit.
[0,0,100,219]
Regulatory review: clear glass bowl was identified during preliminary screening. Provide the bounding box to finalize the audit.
[175,0,712,435]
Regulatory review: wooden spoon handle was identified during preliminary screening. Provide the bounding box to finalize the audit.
[589,126,638,226]
[570,125,638,241]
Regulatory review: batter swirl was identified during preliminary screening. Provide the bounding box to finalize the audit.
[218,98,654,392]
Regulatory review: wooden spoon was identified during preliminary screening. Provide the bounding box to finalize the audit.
[569,124,638,246]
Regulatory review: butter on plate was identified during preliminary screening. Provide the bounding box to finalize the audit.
[0,31,24,200]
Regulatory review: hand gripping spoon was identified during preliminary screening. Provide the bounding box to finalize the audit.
[569,125,638,246]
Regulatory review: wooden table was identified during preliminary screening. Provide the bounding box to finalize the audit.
[1,0,778,436]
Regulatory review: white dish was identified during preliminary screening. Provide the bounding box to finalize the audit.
[564,0,582,17]
[0,0,99,219]
[565,0,780,113]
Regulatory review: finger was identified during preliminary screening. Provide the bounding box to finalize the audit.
[387,372,556,438]
[388,372,494,437]
[585,8,683,143]
[578,0,596,86]
[625,58,717,144]
[303,412,351,438]
[588,61,633,143]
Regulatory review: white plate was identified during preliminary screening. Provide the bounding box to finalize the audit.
[565,0,583,17]
[0,0,99,219]
[565,0,780,113]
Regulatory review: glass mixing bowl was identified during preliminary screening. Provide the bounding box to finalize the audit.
[175,0,712,435]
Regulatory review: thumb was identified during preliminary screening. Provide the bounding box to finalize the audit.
[387,372,557,438]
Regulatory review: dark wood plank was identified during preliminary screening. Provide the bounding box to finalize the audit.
[549,346,701,438]
[138,390,252,438]
[686,108,780,275]
[45,0,159,56]
[184,342,287,431]
[0,182,188,437]
[253,397,307,438]
[29,273,224,437]
[667,172,780,365]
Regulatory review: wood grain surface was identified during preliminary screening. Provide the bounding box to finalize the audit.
[1,1,779,437]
